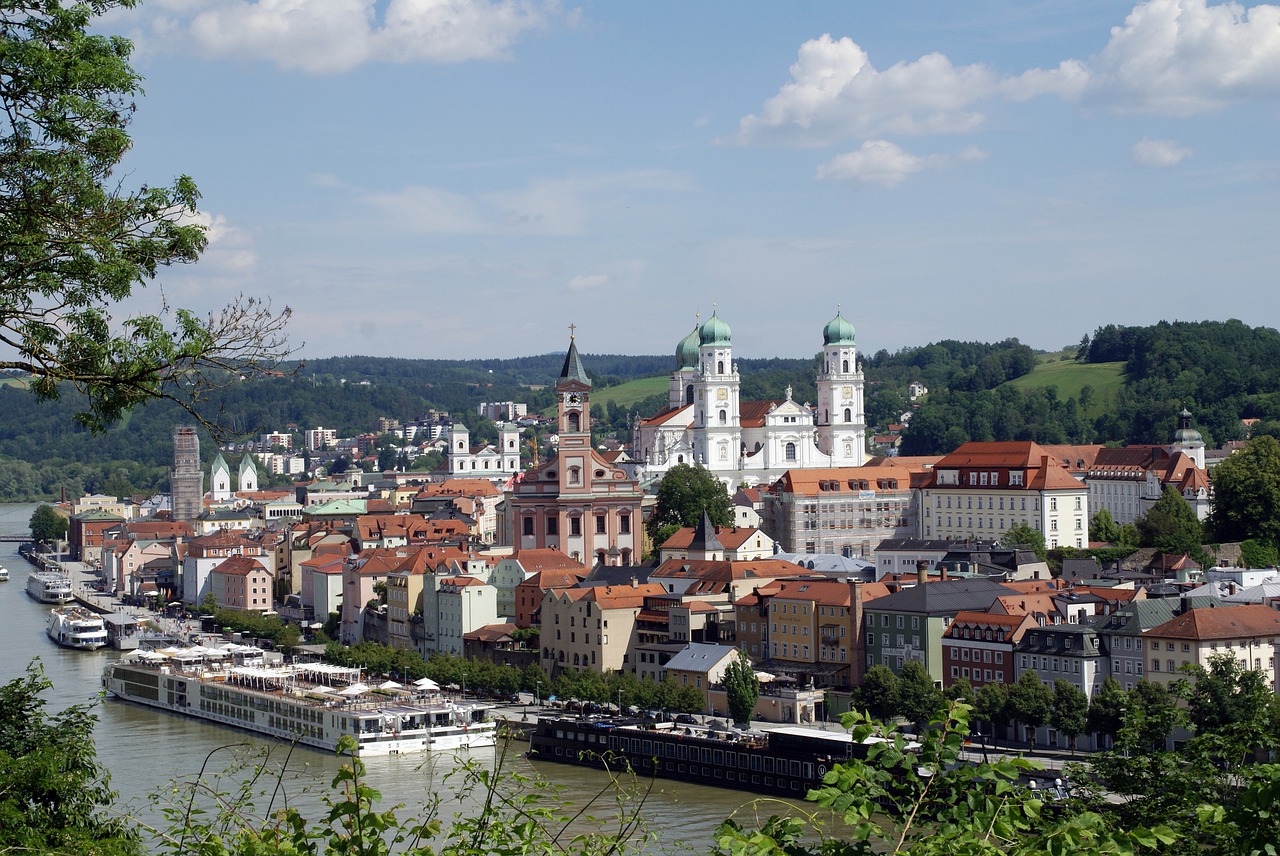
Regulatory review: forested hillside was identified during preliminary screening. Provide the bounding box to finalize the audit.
[898,319,1280,455]
[1,321,1277,499]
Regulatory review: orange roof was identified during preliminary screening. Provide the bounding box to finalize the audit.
[417,479,500,498]
[775,464,915,497]
[636,405,691,427]
[739,400,782,429]
[1148,604,1280,641]
[925,441,1085,491]
[992,593,1057,618]
[509,548,587,573]
[521,569,590,590]
[660,525,767,551]
[559,582,667,609]
[210,555,269,577]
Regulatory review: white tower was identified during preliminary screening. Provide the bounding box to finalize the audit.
[448,424,470,475]
[238,455,259,493]
[692,311,742,471]
[815,311,866,466]
[210,452,232,501]
[497,423,521,472]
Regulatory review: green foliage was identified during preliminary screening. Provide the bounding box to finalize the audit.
[0,0,292,432]
[975,681,1012,737]
[646,463,733,542]
[29,502,68,542]
[0,661,141,855]
[1086,676,1127,744]
[895,661,944,731]
[716,701,1178,856]
[1089,508,1120,544]
[1238,538,1279,569]
[1210,435,1280,545]
[853,665,900,722]
[1002,523,1047,562]
[1137,484,1207,564]
[722,649,760,727]
[1050,680,1089,752]
[1008,672,1053,750]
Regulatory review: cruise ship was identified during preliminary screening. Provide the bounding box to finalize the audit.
[47,606,108,650]
[103,645,497,756]
[27,571,73,603]
[529,715,889,798]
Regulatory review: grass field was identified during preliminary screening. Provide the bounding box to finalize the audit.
[594,375,668,408]
[1003,357,1127,418]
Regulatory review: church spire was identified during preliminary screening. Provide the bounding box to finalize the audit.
[559,325,591,387]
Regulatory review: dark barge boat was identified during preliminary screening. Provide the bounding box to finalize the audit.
[528,715,878,798]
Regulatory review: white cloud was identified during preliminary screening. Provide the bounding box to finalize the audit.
[739,1,1280,151]
[734,34,995,146]
[567,274,608,291]
[1085,0,1280,115]
[816,140,984,188]
[1132,137,1193,166]
[175,209,258,272]
[135,0,551,74]
[362,186,490,234]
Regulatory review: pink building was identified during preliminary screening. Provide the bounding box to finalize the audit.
[209,555,275,612]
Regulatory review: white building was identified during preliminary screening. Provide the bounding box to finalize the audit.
[445,423,521,482]
[633,311,866,490]
[305,427,338,452]
[435,576,500,656]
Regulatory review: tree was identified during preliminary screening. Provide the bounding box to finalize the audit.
[1050,679,1089,753]
[0,661,141,854]
[944,676,975,708]
[1177,653,1276,739]
[722,649,759,727]
[1086,675,1127,747]
[974,680,1011,742]
[1239,538,1279,569]
[1002,522,1046,562]
[0,0,293,432]
[1124,679,1181,752]
[1136,484,1207,563]
[1089,508,1120,544]
[1008,671,1053,750]
[896,660,944,731]
[1210,435,1280,545]
[645,463,733,543]
[28,502,67,543]
[854,665,900,722]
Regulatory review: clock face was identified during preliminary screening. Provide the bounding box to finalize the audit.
[841,386,852,398]
[716,388,728,400]
[566,393,581,405]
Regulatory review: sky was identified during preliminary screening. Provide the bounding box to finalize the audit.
[98,0,1280,362]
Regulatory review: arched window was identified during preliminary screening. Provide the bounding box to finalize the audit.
[785,442,797,461]
[621,548,632,564]
[677,454,685,463]
[719,409,727,425]
[844,408,852,423]
[843,442,852,457]
[842,359,850,372]
[567,412,580,432]
[717,360,725,374]
[569,466,581,486]
[457,441,464,450]
[685,384,694,405]
[596,549,607,566]
[719,443,728,461]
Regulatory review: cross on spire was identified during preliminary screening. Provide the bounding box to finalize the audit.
[568,322,576,340]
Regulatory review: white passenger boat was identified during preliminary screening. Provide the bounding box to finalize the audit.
[103,645,497,756]
[47,606,108,650]
[0,565,9,581]
[27,571,73,603]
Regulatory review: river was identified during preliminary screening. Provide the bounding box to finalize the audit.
[0,503,825,854]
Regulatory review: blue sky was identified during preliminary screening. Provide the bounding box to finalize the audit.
[104,0,1280,362]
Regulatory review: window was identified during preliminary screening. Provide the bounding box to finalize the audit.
[570,517,581,536]
[619,514,630,534]
[546,517,558,535]
[785,442,796,461]
[595,516,607,534]
[522,517,534,536]
[1151,660,1160,671]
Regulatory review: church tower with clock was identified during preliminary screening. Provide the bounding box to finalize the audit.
[508,330,644,567]
[815,310,866,467]
[691,310,742,472]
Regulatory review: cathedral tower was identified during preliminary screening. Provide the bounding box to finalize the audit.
[815,311,866,466]
[692,311,741,471]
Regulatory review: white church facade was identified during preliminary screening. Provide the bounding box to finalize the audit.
[632,311,867,490]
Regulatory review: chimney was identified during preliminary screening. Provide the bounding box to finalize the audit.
[940,565,949,581]
[916,560,928,586]
[630,576,638,588]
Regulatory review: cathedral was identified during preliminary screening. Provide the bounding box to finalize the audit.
[632,311,866,490]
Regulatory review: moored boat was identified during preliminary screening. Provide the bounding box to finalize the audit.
[47,606,108,650]
[103,644,497,756]
[27,571,73,603]
[528,715,886,798]
[0,565,9,581]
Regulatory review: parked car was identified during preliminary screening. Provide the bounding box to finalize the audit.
[674,713,698,725]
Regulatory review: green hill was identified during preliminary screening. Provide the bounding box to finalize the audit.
[1002,357,1126,418]
[593,376,667,408]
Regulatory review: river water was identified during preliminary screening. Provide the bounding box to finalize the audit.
[0,504,824,854]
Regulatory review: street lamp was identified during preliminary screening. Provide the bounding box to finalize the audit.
[536,680,542,710]
[617,688,623,717]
